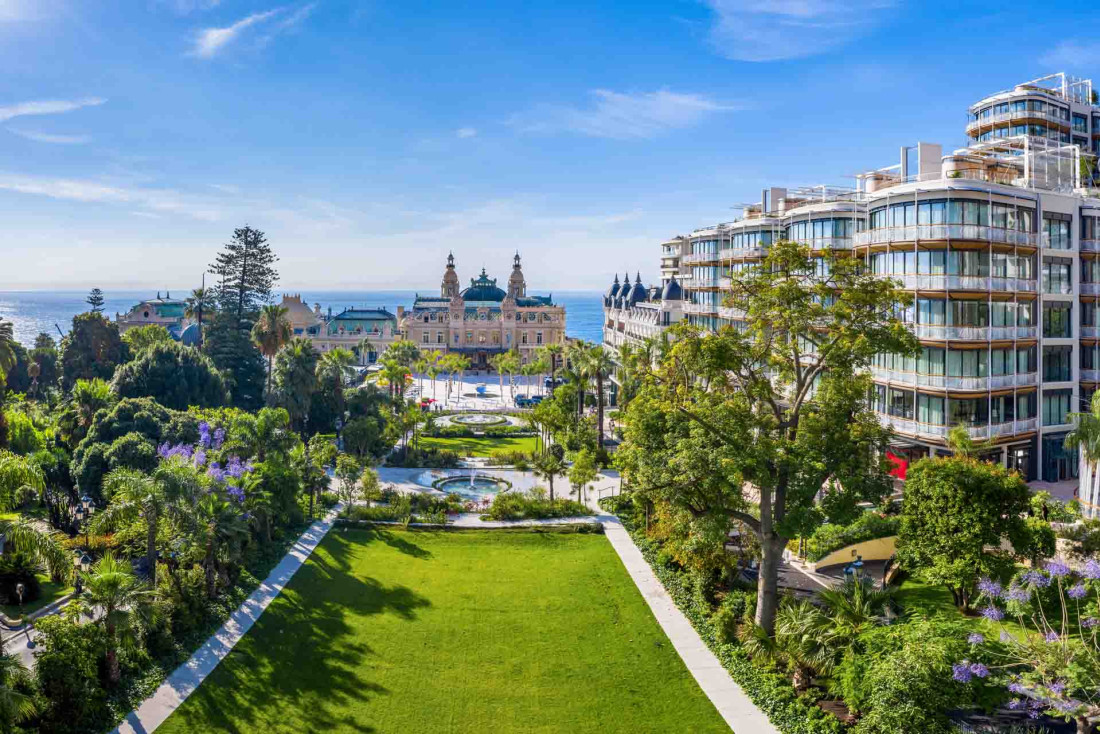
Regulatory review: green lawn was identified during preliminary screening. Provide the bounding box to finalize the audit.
[419,435,539,457]
[159,528,728,734]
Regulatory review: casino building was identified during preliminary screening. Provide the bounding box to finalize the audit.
[399,253,566,368]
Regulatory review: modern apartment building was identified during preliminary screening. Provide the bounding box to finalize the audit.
[622,73,1100,507]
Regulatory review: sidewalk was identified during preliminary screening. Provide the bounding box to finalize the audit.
[112,505,343,734]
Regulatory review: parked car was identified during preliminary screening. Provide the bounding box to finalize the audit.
[514,396,535,408]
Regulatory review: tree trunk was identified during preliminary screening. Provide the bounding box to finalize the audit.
[106,620,120,684]
[755,534,784,635]
[266,354,273,401]
[549,475,554,501]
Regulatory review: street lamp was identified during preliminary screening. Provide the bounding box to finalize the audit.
[72,550,84,595]
[76,495,94,547]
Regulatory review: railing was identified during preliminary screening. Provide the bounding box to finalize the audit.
[682,303,718,316]
[887,275,1038,292]
[966,108,1070,133]
[682,252,721,265]
[908,324,1038,340]
[1083,369,1100,382]
[1083,283,1100,295]
[1083,327,1100,338]
[1083,239,1100,253]
[871,368,1038,390]
[788,237,854,251]
[718,277,732,290]
[719,247,766,260]
[878,413,1038,440]
[717,306,746,320]
[855,225,1036,247]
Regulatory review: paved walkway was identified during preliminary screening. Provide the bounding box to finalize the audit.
[112,505,343,734]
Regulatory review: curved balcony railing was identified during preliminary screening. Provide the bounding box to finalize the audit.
[885,275,1038,292]
[910,324,1036,340]
[787,237,854,251]
[871,367,1038,390]
[1083,327,1100,338]
[682,302,718,316]
[1082,283,1100,295]
[878,413,1038,440]
[719,247,766,261]
[1083,239,1100,253]
[718,277,732,290]
[1083,369,1100,382]
[717,306,746,320]
[682,252,721,265]
[855,225,1036,247]
[966,108,1070,134]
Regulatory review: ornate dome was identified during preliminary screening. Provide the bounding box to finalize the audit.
[660,275,683,301]
[605,273,621,302]
[624,273,647,305]
[461,268,507,301]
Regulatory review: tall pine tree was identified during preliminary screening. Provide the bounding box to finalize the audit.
[86,288,105,313]
[203,226,277,410]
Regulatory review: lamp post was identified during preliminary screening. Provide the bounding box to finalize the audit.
[76,495,94,547]
[73,550,84,595]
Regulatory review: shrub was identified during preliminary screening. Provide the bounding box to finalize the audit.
[483,490,592,521]
[112,342,228,410]
[803,512,899,563]
[4,410,43,455]
[486,449,535,468]
[33,613,111,734]
[0,551,41,608]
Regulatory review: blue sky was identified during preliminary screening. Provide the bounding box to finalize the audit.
[1,0,1098,291]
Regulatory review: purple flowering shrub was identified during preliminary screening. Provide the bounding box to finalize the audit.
[156,420,256,507]
[961,561,1100,730]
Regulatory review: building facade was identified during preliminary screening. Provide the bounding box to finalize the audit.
[278,294,399,365]
[601,273,684,405]
[623,73,1100,502]
[115,292,199,344]
[400,253,566,368]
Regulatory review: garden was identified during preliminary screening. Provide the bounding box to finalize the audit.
[156,528,730,733]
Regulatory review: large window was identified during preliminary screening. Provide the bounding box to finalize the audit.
[1044,214,1072,250]
[918,394,944,425]
[1042,259,1073,294]
[869,199,1033,232]
[947,349,987,377]
[1043,389,1072,426]
[888,388,914,419]
[948,397,988,426]
[1043,302,1073,338]
[1043,346,1073,381]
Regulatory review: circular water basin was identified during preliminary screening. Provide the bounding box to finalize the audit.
[451,413,508,426]
[429,473,512,502]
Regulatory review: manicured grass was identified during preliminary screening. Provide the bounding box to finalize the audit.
[419,435,539,457]
[0,574,72,619]
[159,528,728,734]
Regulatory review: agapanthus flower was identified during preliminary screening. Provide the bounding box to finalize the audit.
[967,632,985,645]
[1084,617,1100,629]
[981,605,1005,621]
[1000,630,1013,643]
[1046,560,1071,577]
[1008,681,1028,695]
[1068,583,1088,599]
[1049,680,1067,695]
[1045,631,1060,643]
[1022,570,1051,588]
[226,456,245,479]
[969,663,989,678]
[193,449,207,467]
[198,422,212,448]
[952,663,972,683]
[1084,559,1100,580]
[1007,698,1025,710]
[206,463,225,481]
[157,442,172,459]
[1005,586,1032,603]
[213,427,225,449]
[977,577,1003,598]
[226,485,245,503]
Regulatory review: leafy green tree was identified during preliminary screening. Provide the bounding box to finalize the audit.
[0,652,36,732]
[30,333,59,395]
[202,310,266,411]
[85,288,104,313]
[586,346,614,447]
[313,347,356,431]
[59,377,115,447]
[617,240,916,634]
[568,449,597,504]
[0,320,15,384]
[190,493,249,599]
[341,416,386,460]
[58,312,127,392]
[251,304,292,399]
[532,451,566,501]
[77,553,151,684]
[111,342,228,410]
[33,612,110,733]
[272,338,319,434]
[120,324,173,357]
[334,454,362,505]
[896,454,1036,611]
[184,286,212,347]
[383,339,420,369]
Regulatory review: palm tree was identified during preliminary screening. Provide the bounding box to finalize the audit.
[425,350,442,400]
[1068,391,1100,508]
[251,304,292,400]
[79,553,152,684]
[816,576,895,647]
[26,361,40,401]
[71,377,113,432]
[184,286,212,347]
[357,336,374,366]
[0,319,15,384]
[0,452,69,579]
[566,341,592,418]
[192,493,249,599]
[741,600,834,692]
[489,354,507,400]
[317,347,357,417]
[586,346,615,448]
[0,653,36,729]
[379,358,409,407]
[413,355,429,397]
[532,451,566,501]
[538,342,564,394]
[272,337,319,434]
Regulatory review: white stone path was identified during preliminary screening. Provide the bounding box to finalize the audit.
[112,469,781,734]
[112,505,343,734]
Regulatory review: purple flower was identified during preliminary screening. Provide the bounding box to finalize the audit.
[981,605,1005,621]
[1068,583,1088,599]
[952,663,972,683]
[226,456,245,479]
[1005,586,1032,603]
[193,449,207,467]
[1084,617,1100,629]
[1045,631,1060,643]
[969,663,989,678]
[1085,559,1100,580]
[1022,570,1051,588]
[967,632,985,645]
[1046,560,1072,577]
[157,442,171,459]
[977,577,1003,598]
[1007,698,1025,710]
[1050,680,1067,695]
[1000,630,1012,642]
[226,485,245,503]
[1008,681,1027,695]
[213,428,225,449]
[198,421,212,448]
[206,463,225,481]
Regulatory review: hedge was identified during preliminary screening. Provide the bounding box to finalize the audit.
[602,498,844,734]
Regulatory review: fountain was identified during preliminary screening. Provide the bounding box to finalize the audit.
[427,472,512,502]
[452,413,508,427]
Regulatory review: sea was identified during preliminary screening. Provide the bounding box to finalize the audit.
[0,289,606,348]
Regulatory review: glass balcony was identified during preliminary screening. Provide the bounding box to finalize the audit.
[855,224,1037,247]
[682,252,720,265]
[877,413,1037,440]
[871,367,1038,390]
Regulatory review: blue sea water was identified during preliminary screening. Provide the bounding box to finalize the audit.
[0,289,605,348]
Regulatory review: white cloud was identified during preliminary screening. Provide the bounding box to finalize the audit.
[512,89,738,139]
[704,0,896,62]
[0,97,105,123]
[1040,41,1100,70]
[456,127,477,139]
[7,128,89,144]
[191,8,282,58]
[157,0,222,14]
[0,173,224,221]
